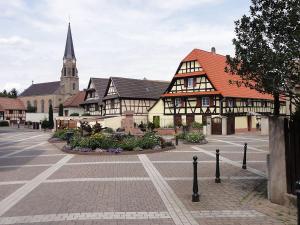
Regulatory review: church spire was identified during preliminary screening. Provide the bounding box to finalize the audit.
[63,23,76,60]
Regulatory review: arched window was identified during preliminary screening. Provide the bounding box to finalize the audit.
[48,99,52,107]
[41,100,44,113]
[27,101,31,108]
[34,100,37,111]
[64,67,66,76]
[72,68,75,76]
[73,83,75,90]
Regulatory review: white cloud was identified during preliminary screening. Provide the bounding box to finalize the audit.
[0,36,31,46]
[0,0,249,93]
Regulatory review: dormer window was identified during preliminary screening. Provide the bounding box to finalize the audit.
[178,60,202,74]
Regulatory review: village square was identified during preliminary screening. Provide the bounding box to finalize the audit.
[0,0,299,224]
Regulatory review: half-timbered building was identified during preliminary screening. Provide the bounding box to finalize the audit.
[149,48,286,134]
[0,97,26,124]
[81,78,109,116]
[103,77,168,123]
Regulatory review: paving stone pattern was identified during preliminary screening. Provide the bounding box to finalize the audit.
[0,129,296,225]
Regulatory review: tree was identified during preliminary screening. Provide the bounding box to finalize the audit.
[48,104,54,129]
[9,88,18,98]
[226,0,300,115]
[59,104,64,116]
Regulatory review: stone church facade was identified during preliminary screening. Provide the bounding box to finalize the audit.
[19,23,79,113]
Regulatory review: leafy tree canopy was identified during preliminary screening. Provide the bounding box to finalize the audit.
[0,88,19,98]
[226,0,300,115]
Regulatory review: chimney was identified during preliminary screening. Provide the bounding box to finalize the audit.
[211,47,216,54]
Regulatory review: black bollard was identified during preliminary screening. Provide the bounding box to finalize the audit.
[215,149,221,183]
[192,156,200,202]
[242,143,247,169]
[296,181,300,225]
[175,136,178,146]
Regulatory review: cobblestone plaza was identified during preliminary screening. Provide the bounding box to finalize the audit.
[0,128,296,225]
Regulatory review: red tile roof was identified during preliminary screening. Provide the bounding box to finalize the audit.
[176,49,273,100]
[63,91,86,107]
[0,97,26,111]
[162,91,221,97]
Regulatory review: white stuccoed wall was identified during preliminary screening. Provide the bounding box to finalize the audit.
[26,113,59,122]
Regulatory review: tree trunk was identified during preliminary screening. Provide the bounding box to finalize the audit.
[273,92,280,116]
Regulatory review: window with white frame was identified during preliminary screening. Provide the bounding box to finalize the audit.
[228,99,233,107]
[175,98,181,107]
[202,97,210,107]
[187,78,194,88]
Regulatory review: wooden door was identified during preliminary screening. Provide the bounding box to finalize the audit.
[227,115,235,135]
[174,115,182,126]
[247,116,252,131]
[186,114,195,126]
[212,117,222,135]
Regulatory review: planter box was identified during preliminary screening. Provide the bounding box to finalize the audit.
[155,128,176,135]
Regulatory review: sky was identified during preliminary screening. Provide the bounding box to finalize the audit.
[0,0,252,93]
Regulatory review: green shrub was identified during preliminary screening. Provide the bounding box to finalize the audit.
[185,132,205,143]
[147,122,155,131]
[191,122,203,130]
[53,129,80,140]
[175,133,186,140]
[53,130,67,140]
[70,135,82,148]
[104,127,114,133]
[0,121,9,127]
[138,121,147,132]
[92,123,104,133]
[120,137,138,151]
[70,113,79,116]
[81,113,90,116]
[138,132,160,149]
[41,119,49,129]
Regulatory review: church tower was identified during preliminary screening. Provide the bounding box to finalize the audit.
[60,23,79,97]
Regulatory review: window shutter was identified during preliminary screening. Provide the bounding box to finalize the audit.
[181,99,185,107]
[196,98,202,107]
[210,97,214,107]
[193,78,196,87]
[184,79,188,87]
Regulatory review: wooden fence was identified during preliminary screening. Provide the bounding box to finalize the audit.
[284,118,300,194]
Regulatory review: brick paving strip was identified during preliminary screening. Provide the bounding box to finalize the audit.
[44,177,151,183]
[66,161,141,165]
[0,155,73,216]
[0,142,47,158]
[192,146,266,177]
[0,210,265,224]
[164,176,266,181]
[152,160,265,163]
[169,150,266,154]
[139,154,199,225]
[0,134,47,148]
[207,138,267,153]
[190,210,265,218]
[0,164,53,169]
[5,153,67,158]
[231,136,268,142]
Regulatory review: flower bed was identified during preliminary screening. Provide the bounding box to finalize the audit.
[175,132,207,145]
[51,129,175,154]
